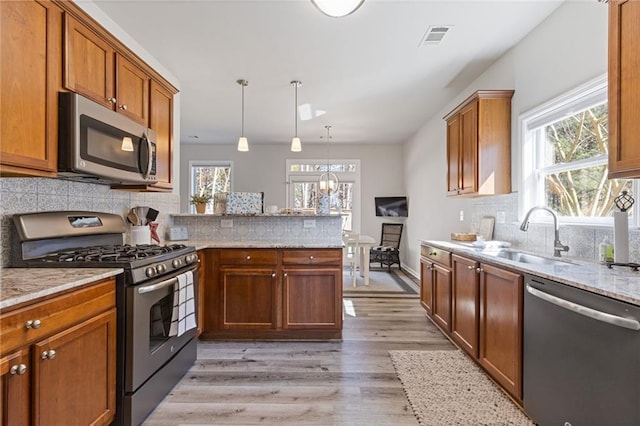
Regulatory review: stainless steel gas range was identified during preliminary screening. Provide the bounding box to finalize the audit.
[11,211,198,426]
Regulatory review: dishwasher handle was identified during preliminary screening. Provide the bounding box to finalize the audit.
[526,284,640,331]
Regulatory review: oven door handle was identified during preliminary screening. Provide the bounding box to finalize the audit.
[137,276,179,295]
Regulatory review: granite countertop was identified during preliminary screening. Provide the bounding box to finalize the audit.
[184,240,343,251]
[0,268,123,311]
[422,240,640,306]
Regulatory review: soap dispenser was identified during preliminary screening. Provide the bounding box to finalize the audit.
[598,235,614,264]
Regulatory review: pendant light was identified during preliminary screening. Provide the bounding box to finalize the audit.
[236,79,249,152]
[311,0,365,18]
[290,80,302,152]
[318,125,339,194]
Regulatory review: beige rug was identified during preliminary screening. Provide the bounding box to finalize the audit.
[389,350,534,426]
[343,268,418,297]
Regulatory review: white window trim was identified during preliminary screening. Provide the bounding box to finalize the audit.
[519,74,639,228]
[285,159,361,232]
[188,160,234,214]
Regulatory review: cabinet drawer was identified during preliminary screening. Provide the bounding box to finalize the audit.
[219,249,277,266]
[0,278,115,356]
[282,249,341,266]
[421,245,451,267]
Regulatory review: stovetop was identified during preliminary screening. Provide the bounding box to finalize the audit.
[37,243,189,265]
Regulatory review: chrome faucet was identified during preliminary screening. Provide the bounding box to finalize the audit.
[520,206,569,257]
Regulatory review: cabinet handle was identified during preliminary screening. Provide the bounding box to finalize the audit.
[41,350,56,360]
[309,255,314,260]
[25,319,41,329]
[272,273,276,278]
[284,273,288,278]
[9,364,27,375]
[246,255,251,260]
[429,252,437,256]
[476,267,483,273]
[118,104,128,111]
[107,97,116,104]
[467,265,475,270]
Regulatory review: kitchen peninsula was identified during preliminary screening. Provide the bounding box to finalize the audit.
[171,214,344,340]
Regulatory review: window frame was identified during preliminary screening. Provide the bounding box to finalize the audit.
[519,74,638,228]
[286,159,361,232]
[188,160,233,214]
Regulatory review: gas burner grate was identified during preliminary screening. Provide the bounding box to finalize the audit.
[606,262,640,272]
[38,243,188,263]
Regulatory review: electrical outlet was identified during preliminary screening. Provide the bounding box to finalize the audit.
[220,219,233,228]
[459,210,464,222]
[496,210,506,224]
[304,219,316,228]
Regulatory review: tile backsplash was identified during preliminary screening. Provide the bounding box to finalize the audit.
[0,178,179,267]
[470,192,640,263]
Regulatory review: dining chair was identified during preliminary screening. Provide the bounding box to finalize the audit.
[370,223,403,271]
[342,231,360,287]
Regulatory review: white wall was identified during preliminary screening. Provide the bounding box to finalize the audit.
[402,1,608,275]
[180,142,404,240]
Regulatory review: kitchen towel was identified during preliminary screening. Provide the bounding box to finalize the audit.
[614,211,630,263]
[169,271,197,337]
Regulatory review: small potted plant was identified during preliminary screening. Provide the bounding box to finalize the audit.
[190,193,212,214]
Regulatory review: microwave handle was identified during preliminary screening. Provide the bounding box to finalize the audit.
[142,134,153,179]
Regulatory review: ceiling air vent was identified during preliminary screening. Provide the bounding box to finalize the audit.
[420,25,453,46]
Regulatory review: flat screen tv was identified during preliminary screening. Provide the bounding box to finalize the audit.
[375,196,408,217]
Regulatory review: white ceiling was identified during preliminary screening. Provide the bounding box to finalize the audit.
[91,0,564,146]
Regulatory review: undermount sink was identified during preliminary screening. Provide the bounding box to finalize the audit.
[484,249,574,266]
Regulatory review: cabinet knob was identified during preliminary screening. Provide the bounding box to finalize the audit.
[309,255,314,260]
[284,273,288,278]
[467,265,475,270]
[272,273,276,278]
[9,364,27,375]
[118,104,128,111]
[41,350,56,360]
[25,319,41,329]
[476,267,483,273]
[107,97,116,104]
[429,252,437,256]
[246,255,251,260]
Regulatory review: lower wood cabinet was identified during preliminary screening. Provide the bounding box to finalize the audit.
[200,247,343,340]
[479,263,523,400]
[420,244,524,402]
[0,277,116,426]
[451,254,480,358]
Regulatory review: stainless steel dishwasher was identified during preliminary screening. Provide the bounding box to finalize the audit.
[523,274,640,426]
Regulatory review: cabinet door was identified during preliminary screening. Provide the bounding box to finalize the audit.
[446,115,461,195]
[0,349,30,426]
[64,15,115,109]
[420,259,433,314]
[32,309,116,426]
[451,255,479,358]
[431,263,452,333]
[608,0,640,178]
[282,268,342,329]
[0,0,60,177]
[149,80,174,189]
[116,55,149,125]
[479,263,523,400]
[458,101,478,195]
[220,267,278,329]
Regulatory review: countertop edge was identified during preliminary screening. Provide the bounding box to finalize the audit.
[1,268,123,311]
[421,240,640,306]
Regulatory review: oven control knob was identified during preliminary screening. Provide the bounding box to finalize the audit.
[172,259,183,269]
[145,267,157,278]
[185,254,196,264]
[155,264,166,274]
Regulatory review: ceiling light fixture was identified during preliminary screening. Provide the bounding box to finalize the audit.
[236,79,249,152]
[311,0,365,18]
[318,125,339,195]
[290,80,302,152]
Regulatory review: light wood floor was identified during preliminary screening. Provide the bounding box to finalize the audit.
[143,293,454,425]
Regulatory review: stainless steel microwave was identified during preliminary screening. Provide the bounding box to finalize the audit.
[58,92,157,185]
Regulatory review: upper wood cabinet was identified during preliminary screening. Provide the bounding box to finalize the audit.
[608,0,640,179]
[444,90,514,196]
[0,0,62,178]
[65,15,150,126]
[149,80,176,189]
